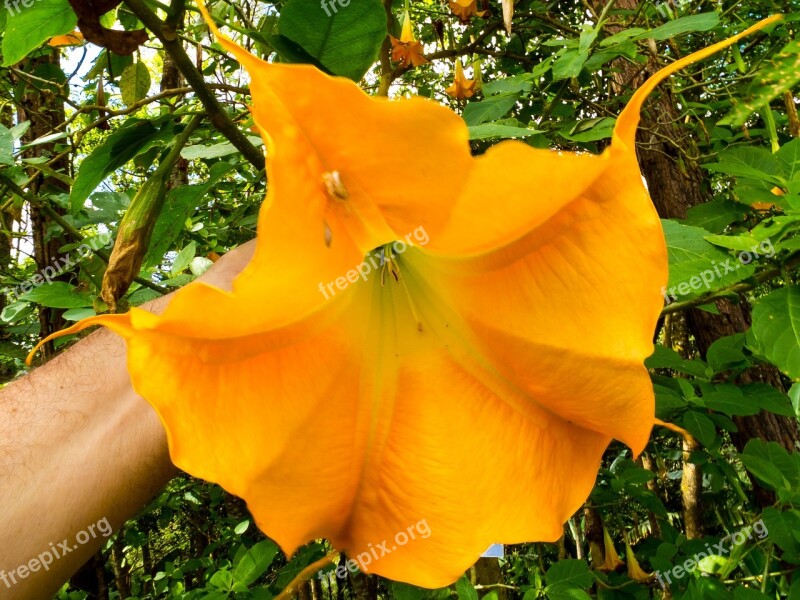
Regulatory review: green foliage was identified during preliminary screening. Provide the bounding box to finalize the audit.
[2,0,800,599]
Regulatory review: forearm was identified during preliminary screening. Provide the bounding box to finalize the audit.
[0,296,176,599]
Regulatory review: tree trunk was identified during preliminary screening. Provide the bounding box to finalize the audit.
[595,0,799,511]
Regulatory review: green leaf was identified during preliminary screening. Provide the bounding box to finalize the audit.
[661,219,755,303]
[181,136,263,160]
[646,344,709,378]
[704,146,784,186]
[1,0,76,66]
[721,38,800,127]
[456,576,478,600]
[70,119,166,213]
[749,287,800,380]
[706,334,750,373]
[462,94,520,126]
[544,586,592,600]
[682,410,717,447]
[703,385,758,416]
[742,383,794,416]
[0,124,14,165]
[762,507,800,555]
[684,199,746,234]
[734,587,772,600]
[637,12,720,41]
[552,49,589,80]
[120,61,152,108]
[170,242,197,277]
[391,582,425,600]
[482,74,534,96]
[19,282,93,309]
[741,439,799,491]
[232,540,279,586]
[545,559,593,588]
[468,124,541,140]
[278,0,386,81]
[559,117,615,143]
[144,162,234,269]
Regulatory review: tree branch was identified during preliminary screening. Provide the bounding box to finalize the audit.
[123,0,265,171]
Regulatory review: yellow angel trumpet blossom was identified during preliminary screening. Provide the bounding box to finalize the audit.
[390,9,428,68]
[446,58,476,99]
[598,527,625,571]
[624,533,653,582]
[29,13,782,589]
[449,0,488,22]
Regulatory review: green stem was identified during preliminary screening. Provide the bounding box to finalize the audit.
[123,0,266,171]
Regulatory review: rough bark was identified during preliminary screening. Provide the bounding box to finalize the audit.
[596,0,799,511]
[15,51,71,356]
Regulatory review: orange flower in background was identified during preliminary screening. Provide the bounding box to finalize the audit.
[31,13,781,589]
[390,10,428,68]
[598,527,624,571]
[449,0,488,22]
[49,30,85,47]
[624,534,653,582]
[445,59,475,99]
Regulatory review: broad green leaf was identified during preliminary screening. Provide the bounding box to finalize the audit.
[559,117,615,143]
[637,12,720,41]
[181,136,263,160]
[1,0,76,66]
[456,576,478,600]
[646,344,709,378]
[661,219,756,303]
[734,587,771,600]
[278,0,386,81]
[706,334,749,373]
[544,586,592,600]
[721,38,800,127]
[468,124,541,140]
[143,162,234,269]
[482,74,534,96]
[741,439,799,491]
[120,61,152,107]
[232,540,279,586]
[0,124,14,164]
[742,383,794,416]
[391,582,425,600]
[682,410,717,447]
[63,307,97,321]
[684,199,746,233]
[170,242,197,277]
[750,287,800,380]
[462,93,520,126]
[703,385,758,416]
[552,49,589,80]
[762,507,800,555]
[70,119,166,213]
[778,138,800,183]
[704,146,784,186]
[545,559,593,588]
[19,282,94,309]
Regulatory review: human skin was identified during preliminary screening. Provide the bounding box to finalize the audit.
[0,241,254,599]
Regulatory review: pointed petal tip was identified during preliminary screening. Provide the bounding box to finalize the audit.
[613,15,784,150]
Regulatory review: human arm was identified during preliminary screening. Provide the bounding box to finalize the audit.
[0,241,254,599]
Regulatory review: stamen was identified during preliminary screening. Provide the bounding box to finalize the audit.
[322,170,348,200]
